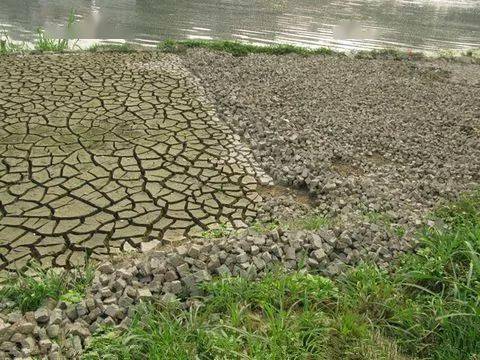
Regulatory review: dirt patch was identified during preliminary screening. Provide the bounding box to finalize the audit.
[257,184,314,207]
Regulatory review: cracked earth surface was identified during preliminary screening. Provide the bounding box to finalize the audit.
[0,52,265,271]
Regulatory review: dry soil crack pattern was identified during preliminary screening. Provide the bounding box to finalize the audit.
[0,52,265,271]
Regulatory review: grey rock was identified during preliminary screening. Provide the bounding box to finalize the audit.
[236,253,249,264]
[118,295,134,308]
[164,280,182,294]
[137,288,153,300]
[76,301,88,317]
[194,270,211,283]
[284,246,296,260]
[150,257,166,273]
[46,324,60,338]
[161,293,177,303]
[252,256,266,270]
[112,278,127,292]
[188,245,202,259]
[98,262,115,274]
[68,323,91,339]
[39,339,53,353]
[164,270,178,282]
[16,321,35,335]
[7,311,22,323]
[312,249,327,262]
[216,264,231,276]
[105,304,124,320]
[65,305,78,321]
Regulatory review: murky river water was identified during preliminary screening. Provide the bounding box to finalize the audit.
[1,0,479,52]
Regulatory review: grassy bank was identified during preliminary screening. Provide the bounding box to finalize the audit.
[157,39,335,57]
[83,190,480,360]
[157,40,480,62]
[0,262,94,312]
[2,29,479,62]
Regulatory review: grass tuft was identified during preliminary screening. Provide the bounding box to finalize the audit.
[0,31,27,54]
[354,48,425,61]
[88,43,135,53]
[286,214,330,231]
[201,222,233,239]
[34,28,70,52]
[0,261,94,312]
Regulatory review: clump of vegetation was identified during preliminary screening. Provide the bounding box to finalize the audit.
[34,9,76,52]
[355,48,425,61]
[201,222,233,239]
[158,39,335,57]
[250,215,328,233]
[84,190,480,359]
[88,43,135,53]
[250,220,280,234]
[0,261,94,312]
[286,213,330,231]
[35,28,70,52]
[0,32,27,54]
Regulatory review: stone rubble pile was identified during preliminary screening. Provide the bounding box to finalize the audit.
[0,223,411,359]
[183,50,480,242]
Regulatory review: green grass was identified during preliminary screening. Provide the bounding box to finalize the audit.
[250,220,280,234]
[34,28,70,52]
[0,261,94,312]
[285,214,330,231]
[158,39,335,57]
[83,271,405,360]
[354,48,426,61]
[88,43,135,53]
[84,189,480,360]
[34,10,76,52]
[0,31,27,54]
[250,215,329,234]
[201,222,233,239]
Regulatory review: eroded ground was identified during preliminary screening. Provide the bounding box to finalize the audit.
[1,49,479,273]
[0,52,265,271]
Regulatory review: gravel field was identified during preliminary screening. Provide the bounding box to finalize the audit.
[183,50,480,256]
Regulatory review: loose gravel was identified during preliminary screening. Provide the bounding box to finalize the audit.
[183,49,480,249]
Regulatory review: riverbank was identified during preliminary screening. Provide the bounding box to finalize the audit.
[0,190,479,359]
[0,44,478,271]
[0,43,479,359]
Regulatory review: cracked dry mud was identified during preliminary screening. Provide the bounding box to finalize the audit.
[0,52,265,271]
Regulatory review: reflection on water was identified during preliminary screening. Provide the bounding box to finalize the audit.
[0,0,479,51]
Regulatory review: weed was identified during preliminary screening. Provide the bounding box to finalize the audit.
[34,9,77,52]
[355,48,425,61]
[201,222,233,239]
[84,272,339,359]
[35,28,69,52]
[0,260,94,312]
[88,43,135,53]
[0,31,27,54]
[392,225,406,238]
[363,210,393,225]
[285,214,330,231]
[250,220,280,234]
[158,39,335,57]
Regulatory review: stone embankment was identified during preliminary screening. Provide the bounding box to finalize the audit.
[0,224,388,359]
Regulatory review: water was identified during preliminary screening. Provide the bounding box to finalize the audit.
[1,0,479,52]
